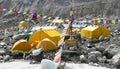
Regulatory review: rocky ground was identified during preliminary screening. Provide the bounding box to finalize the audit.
[0,60,110,69]
[0,14,120,69]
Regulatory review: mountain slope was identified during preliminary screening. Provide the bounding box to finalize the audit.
[0,0,120,17]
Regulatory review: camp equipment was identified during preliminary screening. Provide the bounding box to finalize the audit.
[81,25,110,39]
[29,29,61,45]
[10,39,32,53]
[37,38,57,51]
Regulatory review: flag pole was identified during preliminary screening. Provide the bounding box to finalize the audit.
[69,0,74,39]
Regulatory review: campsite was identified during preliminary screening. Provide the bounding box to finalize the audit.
[0,0,120,69]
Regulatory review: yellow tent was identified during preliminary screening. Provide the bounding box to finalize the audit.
[29,29,61,45]
[81,25,110,39]
[18,21,29,28]
[10,39,32,53]
[36,38,57,51]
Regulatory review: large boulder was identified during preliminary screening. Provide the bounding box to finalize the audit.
[3,55,11,62]
[0,48,6,55]
[79,55,87,63]
[88,51,102,62]
[96,46,105,53]
[2,37,12,45]
[32,48,42,56]
[104,44,120,59]
[98,56,107,63]
[112,54,120,66]
[87,47,96,53]
[0,42,6,47]
[88,51,102,57]
[88,54,97,62]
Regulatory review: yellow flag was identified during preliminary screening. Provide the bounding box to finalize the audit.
[97,18,101,24]
[23,11,28,15]
[48,16,52,20]
[37,13,41,17]
[112,19,115,24]
[8,9,13,14]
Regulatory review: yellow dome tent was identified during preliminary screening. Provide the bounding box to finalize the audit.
[18,21,29,28]
[81,25,110,39]
[36,38,57,51]
[10,39,32,53]
[29,29,61,46]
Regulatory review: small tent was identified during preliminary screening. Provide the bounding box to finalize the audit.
[81,25,110,39]
[18,21,29,28]
[29,29,61,46]
[37,38,57,51]
[10,39,32,53]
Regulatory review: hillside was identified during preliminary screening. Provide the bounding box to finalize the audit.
[0,0,120,17]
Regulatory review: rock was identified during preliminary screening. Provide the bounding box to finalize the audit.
[69,47,76,51]
[10,39,16,44]
[114,29,119,33]
[87,43,94,48]
[6,32,13,37]
[12,33,26,40]
[99,35,104,41]
[88,51,102,62]
[88,51,102,58]
[88,54,97,62]
[79,55,87,62]
[0,42,6,47]
[0,56,3,60]
[30,60,39,64]
[3,55,11,62]
[89,62,94,66]
[98,56,107,63]
[96,46,105,52]
[80,46,88,55]
[0,49,6,55]
[32,48,42,56]
[87,47,96,53]
[3,37,12,45]
[93,63,99,67]
[112,54,120,66]
[104,37,110,41]
[104,44,120,59]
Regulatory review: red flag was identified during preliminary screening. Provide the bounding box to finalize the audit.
[106,19,110,24]
[14,10,19,15]
[0,8,4,11]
